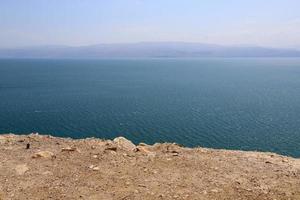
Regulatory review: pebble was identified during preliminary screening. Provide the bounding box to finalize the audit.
[105,146,117,151]
[32,151,55,159]
[89,165,100,171]
[61,147,77,152]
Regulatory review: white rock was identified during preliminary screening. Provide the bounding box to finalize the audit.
[89,165,100,171]
[113,137,136,151]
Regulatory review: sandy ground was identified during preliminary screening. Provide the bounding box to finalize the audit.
[0,133,300,200]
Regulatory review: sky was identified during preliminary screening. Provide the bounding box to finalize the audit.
[0,0,300,49]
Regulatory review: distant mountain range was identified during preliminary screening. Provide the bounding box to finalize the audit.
[1,42,300,58]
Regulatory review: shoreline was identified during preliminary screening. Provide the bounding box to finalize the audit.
[1,133,300,199]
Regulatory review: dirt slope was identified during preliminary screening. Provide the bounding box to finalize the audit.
[0,133,299,200]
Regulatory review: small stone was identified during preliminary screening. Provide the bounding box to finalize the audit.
[61,147,77,152]
[92,166,100,171]
[92,155,98,158]
[138,184,147,188]
[89,165,100,171]
[169,150,180,154]
[32,151,55,159]
[211,189,218,193]
[105,146,117,151]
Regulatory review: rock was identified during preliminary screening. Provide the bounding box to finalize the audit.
[32,151,55,159]
[211,189,219,193]
[89,165,100,171]
[92,166,100,171]
[61,147,77,152]
[137,146,156,158]
[15,164,29,175]
[167,149,180,155]
[138,184,147,188]
[172,152,179,156]
[105,146,117,151]
[139,143,148,146]
[137,146,149,152]
[113,137,136,151]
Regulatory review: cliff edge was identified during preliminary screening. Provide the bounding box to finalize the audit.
[0,133,299,200]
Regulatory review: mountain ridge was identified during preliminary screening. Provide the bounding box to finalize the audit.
[1,42,300,58]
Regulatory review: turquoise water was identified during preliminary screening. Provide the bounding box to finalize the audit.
[0,58,300,157]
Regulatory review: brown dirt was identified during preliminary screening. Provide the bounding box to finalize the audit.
[0,133,300,200]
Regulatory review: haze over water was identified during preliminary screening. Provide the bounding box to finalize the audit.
[0,58,300,157]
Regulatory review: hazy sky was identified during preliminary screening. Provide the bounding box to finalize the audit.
[1,0,300,48]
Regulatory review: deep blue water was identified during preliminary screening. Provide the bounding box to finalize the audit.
[0,58,300,157]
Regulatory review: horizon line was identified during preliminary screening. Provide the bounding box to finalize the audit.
[1,41,300,51]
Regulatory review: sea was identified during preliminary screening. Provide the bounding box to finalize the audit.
[0,58,300,157]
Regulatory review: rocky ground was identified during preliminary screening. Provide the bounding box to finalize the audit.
[0,133,300,200]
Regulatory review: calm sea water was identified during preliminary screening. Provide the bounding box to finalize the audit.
[0,58,300,157]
